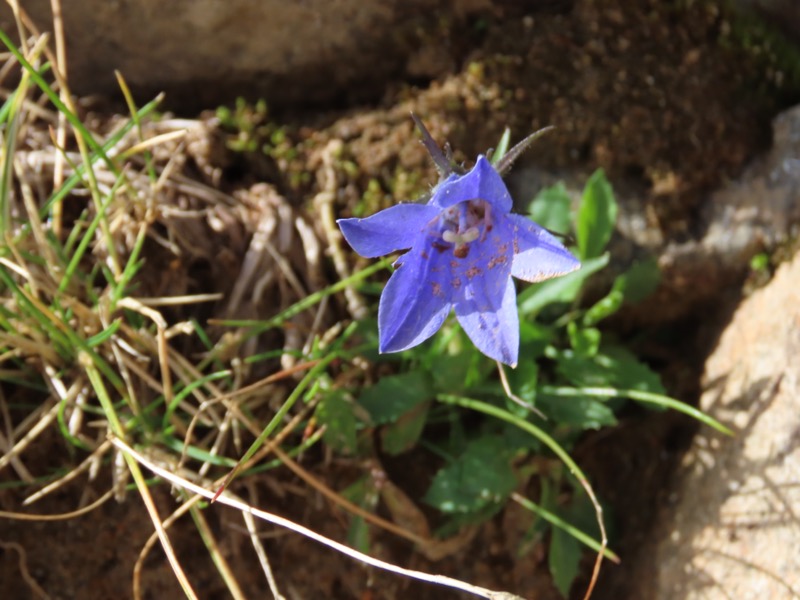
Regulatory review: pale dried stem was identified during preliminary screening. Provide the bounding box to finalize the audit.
[125,453,198,600]
[0,387,33,481]
[188,497,247,600]
[496,360,546,419]
[0,88,57,121]
[117,297,171,415]
[0,401,58,472]
[271,443,427,546]
[314,139,367,320]
[23,440,113,505]
[0,540,51,600]
[578,476,607,600]
[0,332,60,365]
[0,490,113,522]
[133,494,202,600]
[133,293,223,307]
[198,408,233,479]
[113,436,519,600]
[49,0,67,237]
[174,359,320,471]
[242,509,285,600]
[0,430,31,481]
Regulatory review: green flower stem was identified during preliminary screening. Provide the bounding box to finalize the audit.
[512,494,619,563]
[539,385,733,435]
[435,394,590,486]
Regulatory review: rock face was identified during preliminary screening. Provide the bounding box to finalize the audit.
[631,251,800,599]
[0,0,492,110]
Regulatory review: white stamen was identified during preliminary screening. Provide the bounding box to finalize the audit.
[442,226,479,245]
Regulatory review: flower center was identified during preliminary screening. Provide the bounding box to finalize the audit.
[437,199,490,259]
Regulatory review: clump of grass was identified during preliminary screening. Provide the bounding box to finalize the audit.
[0,7,381,599]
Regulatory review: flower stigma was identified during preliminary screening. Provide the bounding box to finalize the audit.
[437,199,491,259]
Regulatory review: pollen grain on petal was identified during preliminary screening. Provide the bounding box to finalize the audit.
[431,281,444,297]
[465,266,482,279]
[487,254,508,269]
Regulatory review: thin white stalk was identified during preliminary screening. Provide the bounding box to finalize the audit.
[111,435,523,600]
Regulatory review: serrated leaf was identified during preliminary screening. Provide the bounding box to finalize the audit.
[315,391,357,454]
[424,436,517,514]
[358,371,433,424]
[528,182,572,235]
[576,169,617,260]
[517,253,610,317]
[380,401,430,455]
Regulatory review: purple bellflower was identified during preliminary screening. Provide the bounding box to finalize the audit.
[337,117,580,367]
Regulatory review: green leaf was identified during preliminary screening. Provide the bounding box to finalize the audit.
[315,390,357,454]
[549,517,582,597]
[358,371,433,424]
[567,322,601,357]
[550,344,665,395]
[507,360,539,406]
[582,288,624,326]
[341,477,378,553]
[613,257,661,303]
[750,252,770,272]
[597,345,666,394]
[528,182,572,235]
[380,401,430,455]
[537,391,617,430]
[576,169,617,260]
[517,253,609,317]
[490,128,512,164]
[424,436,517,514]
[426,336,484,393]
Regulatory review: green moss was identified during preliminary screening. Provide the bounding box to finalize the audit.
[717,1,800,101]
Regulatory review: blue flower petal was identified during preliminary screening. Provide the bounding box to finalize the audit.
[450,212,517,365]
[337,204,440,258]
[455,277,519,367]
[508,214,581,282]
[378,239,454,353]
[432,156,512,213]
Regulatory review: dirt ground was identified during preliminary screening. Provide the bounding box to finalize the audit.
[2,1,799,599]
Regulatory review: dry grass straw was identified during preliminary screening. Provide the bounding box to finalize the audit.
[0,5,527,600]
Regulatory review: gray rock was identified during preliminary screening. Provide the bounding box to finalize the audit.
[629,250,800,599]
[0,0,492,110]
